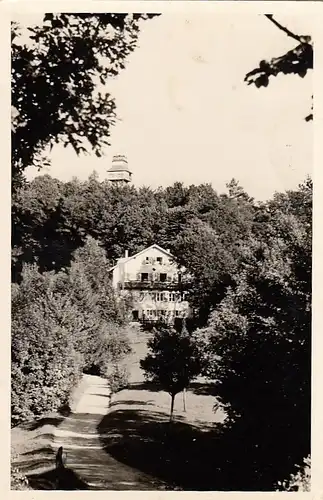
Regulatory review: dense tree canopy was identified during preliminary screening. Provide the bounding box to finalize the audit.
[192,178,312,489]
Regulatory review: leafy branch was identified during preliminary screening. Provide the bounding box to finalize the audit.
[244,15,313,120]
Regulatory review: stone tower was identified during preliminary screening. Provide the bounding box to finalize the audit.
[107,155,132,186]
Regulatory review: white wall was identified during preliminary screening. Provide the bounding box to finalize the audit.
[111,245,190,319]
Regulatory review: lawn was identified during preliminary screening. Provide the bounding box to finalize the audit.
[98,324,231,490]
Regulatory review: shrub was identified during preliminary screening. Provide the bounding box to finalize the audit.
[11,265,83,425]
[277,456,311,492]
[11,463,30,490]
[105,363,130,395]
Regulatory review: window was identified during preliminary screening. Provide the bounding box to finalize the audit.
[175,310,179,316]
[160,273,167,282]
[156,257,163,264]
[141,273,148,282]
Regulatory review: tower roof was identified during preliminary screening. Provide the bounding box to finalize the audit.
[108,154,132,173]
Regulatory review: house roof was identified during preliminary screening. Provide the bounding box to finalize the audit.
[109,244,173,271]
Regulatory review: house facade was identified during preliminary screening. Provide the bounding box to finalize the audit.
[110,244,190,323]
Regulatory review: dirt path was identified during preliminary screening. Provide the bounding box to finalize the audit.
[52,374,167,490]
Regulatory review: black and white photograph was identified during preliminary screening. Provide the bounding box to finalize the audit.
[10,5,313,492]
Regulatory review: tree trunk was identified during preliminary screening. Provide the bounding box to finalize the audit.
[183,388,186,412]
[170,393,175,422]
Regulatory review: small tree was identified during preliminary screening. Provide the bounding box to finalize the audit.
[140,325,202,421]
[105,363,130,406]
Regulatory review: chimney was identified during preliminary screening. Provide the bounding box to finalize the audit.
[125,249,129,258]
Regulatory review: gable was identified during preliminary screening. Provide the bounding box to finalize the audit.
[109,244,173,271]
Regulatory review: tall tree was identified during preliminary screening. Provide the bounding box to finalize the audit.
[192,181,312,489]
[11,13,158,188]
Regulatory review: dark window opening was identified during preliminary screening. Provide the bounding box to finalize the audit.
[132,310,139,321]
[156,257,163,264]
[141,273,149,282]
[160,273,167,282]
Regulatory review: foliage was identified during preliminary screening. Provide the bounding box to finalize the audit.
[11,14,158,188]
[11,237,130,425]
[245,15,313,120]
[277,456,311,492]
[11,265,83,425]
[105,363,130,395]
[171,181,256,324]
[12,177,256,291]
[140,325,203,420]
[60,236,131,374]
[192,179,312,488]
[11,173,311,486]
[11,462,30,490]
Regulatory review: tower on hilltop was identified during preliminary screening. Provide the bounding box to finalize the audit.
[107,155,132,186]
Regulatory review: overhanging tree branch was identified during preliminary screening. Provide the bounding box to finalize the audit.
[265,14,311,45]
[244,13,313,121]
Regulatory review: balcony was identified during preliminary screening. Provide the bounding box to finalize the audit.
[121,280,183,291]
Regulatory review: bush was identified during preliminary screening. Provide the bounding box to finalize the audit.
[105,363,130,394]
[11,239,131,425]
[11,265,83,425]
[11,462,30,490]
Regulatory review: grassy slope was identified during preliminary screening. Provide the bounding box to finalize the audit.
[98,324,227,490]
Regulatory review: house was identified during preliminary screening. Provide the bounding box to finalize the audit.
[109,244,190,323]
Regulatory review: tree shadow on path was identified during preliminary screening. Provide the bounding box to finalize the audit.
[27,467,91,490]
[98,408,226,491]
[97,407,306,491]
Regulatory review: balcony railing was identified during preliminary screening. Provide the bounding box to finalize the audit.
[120,279,189,291]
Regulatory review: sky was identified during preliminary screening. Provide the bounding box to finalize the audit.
[21,12,313,201]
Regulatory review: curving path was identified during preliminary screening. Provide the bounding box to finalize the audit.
[53,374,167,490]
